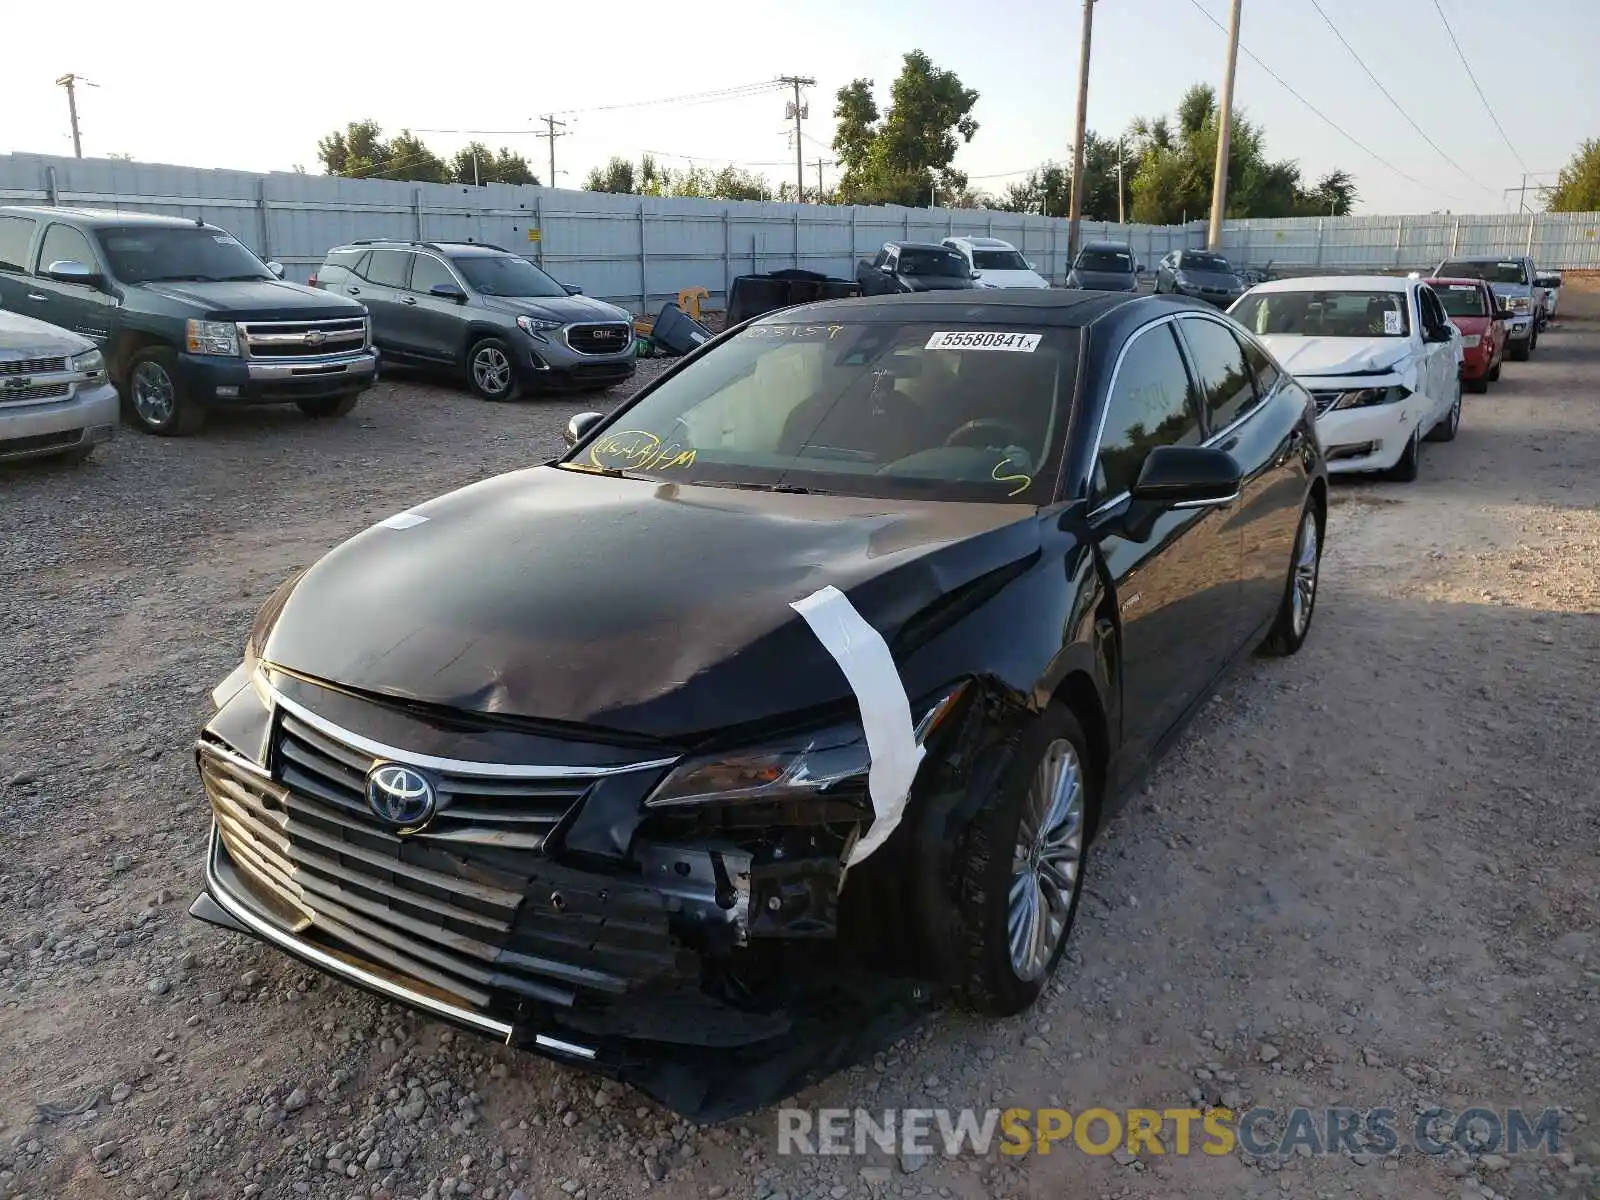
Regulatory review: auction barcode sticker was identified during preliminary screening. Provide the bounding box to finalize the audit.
[925,330,1042,352]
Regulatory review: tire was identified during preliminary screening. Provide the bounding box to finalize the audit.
[1487,357,1502,382]
[124,348,205,436]
[1507,338,1529,362]
[467,338,522,402]
[297,392,360,419]
[1529,326,1538,353]
[1386,424,1421,482]
[953,703,1093,1017]
[1425,380,1461,442]
[1260,498,1323,657]
[1465,376,1489,394]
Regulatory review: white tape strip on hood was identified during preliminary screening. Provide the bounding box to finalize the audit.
[790,585,925,867]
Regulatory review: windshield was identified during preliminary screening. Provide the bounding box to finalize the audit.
[898,248,970,278]
[561,318,1079,504]
[99,227,271,283]
[1076,250,1133,273]
[973,249,1029,271]
[1178,252,1232,273]
[452,253,566,297]
[1433,283,1487,318]
[1233,289,1412,338]
[1438,259,1528,286]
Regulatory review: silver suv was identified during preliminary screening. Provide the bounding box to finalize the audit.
[313,241,636,401]
[0,305,118,464]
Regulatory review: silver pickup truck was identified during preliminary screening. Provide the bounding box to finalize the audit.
[0,306,118,464]
[1434,254,1547,361]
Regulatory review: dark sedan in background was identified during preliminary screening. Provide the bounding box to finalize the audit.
[1155,249,1247,307]
[190,289,1327,1118]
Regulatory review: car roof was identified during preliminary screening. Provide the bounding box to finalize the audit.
[0,205,211,230]
[892,241,959,253]
[1440,254,1525,262]
[1425,277,1488,288]
[756,289,1209,329]
[1246,274,1411,294]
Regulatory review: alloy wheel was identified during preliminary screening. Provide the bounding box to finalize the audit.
[131,361,176,427]
[472,346,512,396]
[1008,738,1085,982]
[1291,508,1320,639]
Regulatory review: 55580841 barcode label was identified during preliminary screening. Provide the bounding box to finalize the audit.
[924,330,1042,352]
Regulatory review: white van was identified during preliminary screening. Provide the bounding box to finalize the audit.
[941,237,1051,290]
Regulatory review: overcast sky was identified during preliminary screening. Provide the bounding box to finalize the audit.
[2,0,1592,216]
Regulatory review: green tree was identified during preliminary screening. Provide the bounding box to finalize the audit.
[317,121,450,183]
[1125,84,1356,223]
[833,51,979,206]
[584,156,772,200]
[584,156,637,193]
[997,134,1124,219]
[450,142,538,186]
[1547,139,1600,212]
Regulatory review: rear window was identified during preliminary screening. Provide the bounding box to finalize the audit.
[562,318,1080,504]
[1434,283,1487,318]
[1439,260,1528,286]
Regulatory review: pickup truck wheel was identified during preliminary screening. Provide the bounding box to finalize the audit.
[954,703,1093,1017]
[1260,501,1323,657]
[126,348,205,437]
[1507,338,1529,362]
[467,338,521,402]
[296,392,360,419]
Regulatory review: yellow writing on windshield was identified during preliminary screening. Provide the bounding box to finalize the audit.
[589,430,696,472]
[992,458,1031,498]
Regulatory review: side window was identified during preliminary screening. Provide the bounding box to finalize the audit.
[0,215,36,272]
[885,249,899,272]
[409,254,456,294]
[1179,317,1257,432]
[1094,323,1203,503]
[1418,287,1447,336]
[363,249,411,288]
[871,248,888,269]
[37,224,96,274]
[1237,331,1281,397]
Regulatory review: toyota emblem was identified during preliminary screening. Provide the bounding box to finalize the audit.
[365,763,437,831]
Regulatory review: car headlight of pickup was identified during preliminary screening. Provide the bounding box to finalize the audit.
[1330,385,1409,411]
[69,348,107,382]
[643,683,969,810]
[516,315,563,338]
[185,319,240,356]
[1506,296,1531,313]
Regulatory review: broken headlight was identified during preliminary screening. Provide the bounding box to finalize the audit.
[1330,385,1408,410]
[643,684,969,810]
[210,569,306,709]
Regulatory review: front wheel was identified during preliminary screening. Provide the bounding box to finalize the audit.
[1507,337,1530,362]
[1260,500,1323,656]
[1487,356,1502,382]
[467,338,522,402]
[125,348,206,436]
[1425,380,1461,442]
[1386,425,1421,482]
[954,704,1093,1017]
[297,392,360,419]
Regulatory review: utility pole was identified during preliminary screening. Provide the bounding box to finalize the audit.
[813,158,835,203]
[780,76,815,202]
[1502,171,1558,212]
[1067,0,1095,260]
[55,74,97,159]
[1116,134,1126,226]
[536,115,568,188]
[1207,0,1244,250]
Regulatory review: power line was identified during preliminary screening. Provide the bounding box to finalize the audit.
[410,81,787,136]
[1429,0,1528,173]
[1306,0,1495,195]
[1183,0,1464,204]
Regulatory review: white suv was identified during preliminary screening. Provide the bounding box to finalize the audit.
[941,237,1050,289]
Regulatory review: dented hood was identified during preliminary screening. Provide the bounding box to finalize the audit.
[1258,334,1415,379]
[259,466,1042,742]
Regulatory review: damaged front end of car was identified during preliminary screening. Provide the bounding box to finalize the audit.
[189,640,1007,1118]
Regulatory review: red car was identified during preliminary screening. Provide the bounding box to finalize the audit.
[1426,277,1509,392]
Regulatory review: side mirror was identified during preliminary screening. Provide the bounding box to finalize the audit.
[1428,324,1454,344]
[267,261,286,279]
[971,270,982,280]
[879,263,895,273]
[564,411,605,449]
[1132,445,1242,507]
[1495,309,1514,322]
[429,282,468,303]
[562,283,584,296]
[1027,260,1037,271]
[44,259,101,287]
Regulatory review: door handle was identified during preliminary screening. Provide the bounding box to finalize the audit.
[400,296,416,306]
[26,293,48,302]
[347,287,361,295]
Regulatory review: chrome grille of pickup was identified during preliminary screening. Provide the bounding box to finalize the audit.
[0,356,67,376]
[564,323,634,355]
[240,317,368,360]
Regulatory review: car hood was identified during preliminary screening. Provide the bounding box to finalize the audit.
[478,294,630,323]
[1489,282,1533,300]
[1067,269,1135,291]
[977,269,1051,289]
[259,467,1042,742]
[137,279,365,322]
[1176,269,1240,290]
[1257,334,1415,378]
[895,274,979,292]
[0,309,92,356]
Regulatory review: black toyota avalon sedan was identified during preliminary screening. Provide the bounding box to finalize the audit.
[190,289,1326,1113]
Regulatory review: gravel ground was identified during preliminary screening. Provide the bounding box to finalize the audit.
[1,302,1597,1200]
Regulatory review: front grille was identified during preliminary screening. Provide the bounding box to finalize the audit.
[0,381,71,408]
[564,324,634,355]
[1311,390,1341,416]
[198,702,683,1016]
[240,317,368,360]
[0,356,67,377]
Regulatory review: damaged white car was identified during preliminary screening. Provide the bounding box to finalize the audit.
[1230,275,1463,481]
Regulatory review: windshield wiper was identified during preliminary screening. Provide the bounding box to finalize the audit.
[143,274,222,283]
[219,274,270,282]
[699,481,826,495]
